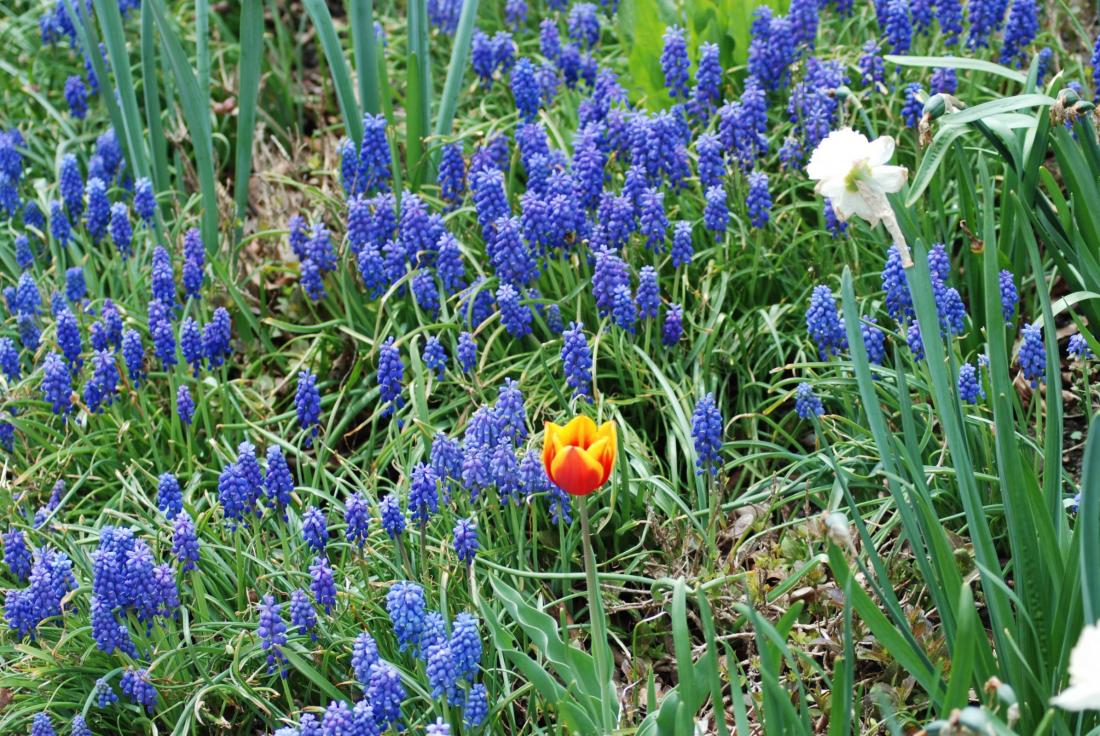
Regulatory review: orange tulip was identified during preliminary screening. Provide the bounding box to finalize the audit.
[542,415,617,496]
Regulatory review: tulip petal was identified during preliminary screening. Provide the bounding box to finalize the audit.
[542,421,564,476]
[561,415,598,449]
[596,420,616,444]
[550,445,605,496]
[586,437,608,463]
[588,427,617,485]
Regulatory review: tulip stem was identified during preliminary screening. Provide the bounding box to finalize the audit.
[578,494,614,729]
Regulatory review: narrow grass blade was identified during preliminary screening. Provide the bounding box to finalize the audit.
[840,268,964,655]
[744,601,812,733]
[907,234,1022,695]
[905,124,968,206]
[695,588,730,736]
[670,579,697,735]
[1015,194,1066,532]
[828,581,854,736]
[943,584,978,711]
[976,161,1059,694]
[938,94,1055,127]
[827,546,941,697]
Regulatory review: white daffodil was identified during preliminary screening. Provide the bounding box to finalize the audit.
[807,128,912,265]
[1052,623,1100,711]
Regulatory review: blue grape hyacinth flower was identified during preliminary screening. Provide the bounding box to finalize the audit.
[691,393,723,474]
[1019,322,1046,387]
[257,594,289,676]
[794,382,824,419]
[453,517,479,565]
[377,337,405,418]
[295,370,321,445]
[561,322,593,401]
[958,362,985,403]
[806,285,848,359]
[660,25,691,99]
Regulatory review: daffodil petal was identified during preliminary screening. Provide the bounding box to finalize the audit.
[867,135,896,167]
[870,164,907,193]
[815,178,848,203]
[807,128,870,181]
[1051,683,1100,711]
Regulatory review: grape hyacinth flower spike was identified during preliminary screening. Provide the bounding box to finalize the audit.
[295,370,321,446]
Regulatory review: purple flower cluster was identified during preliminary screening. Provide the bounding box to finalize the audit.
[794,382,824,419]
[3,546,75,639]
[295,370,321,445]
[472,30,516,88]
[691,393,724,474]
[1019,322,1045,387]
[806,285,847,359]
[257,594,289,676]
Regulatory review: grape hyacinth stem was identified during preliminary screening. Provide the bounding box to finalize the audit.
[577,494,614,730]
[397,526,413,579]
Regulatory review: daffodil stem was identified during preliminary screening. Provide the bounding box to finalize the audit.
[578,494,614,729]
[856,180,912,268]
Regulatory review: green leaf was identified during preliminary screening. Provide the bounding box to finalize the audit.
[696,588,730,736]
[1080,417,1100,624]
[830,559,855,736]
[719,0,786,66]
[92,0,151,181]
[434,0,481,141]
[147,0,220,254]
[905,124,969,206]
[500,648,568,704]
[65,0,136,183]
[140,2,170,203]
[944,584,978,711]
[406,0,431,186]
[282,647,349,705]
[234,0,264,242]
[488,577,602,708]
[304,0,363,144]
[349,0,382,115]
[939,94,1055,126]
[827,545,943,697]
[884,54,1028,83]
[615,0,678,109]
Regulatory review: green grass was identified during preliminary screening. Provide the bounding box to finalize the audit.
[1,0,1099,734]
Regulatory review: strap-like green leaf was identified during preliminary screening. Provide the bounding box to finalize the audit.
[884,54,1027,83]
